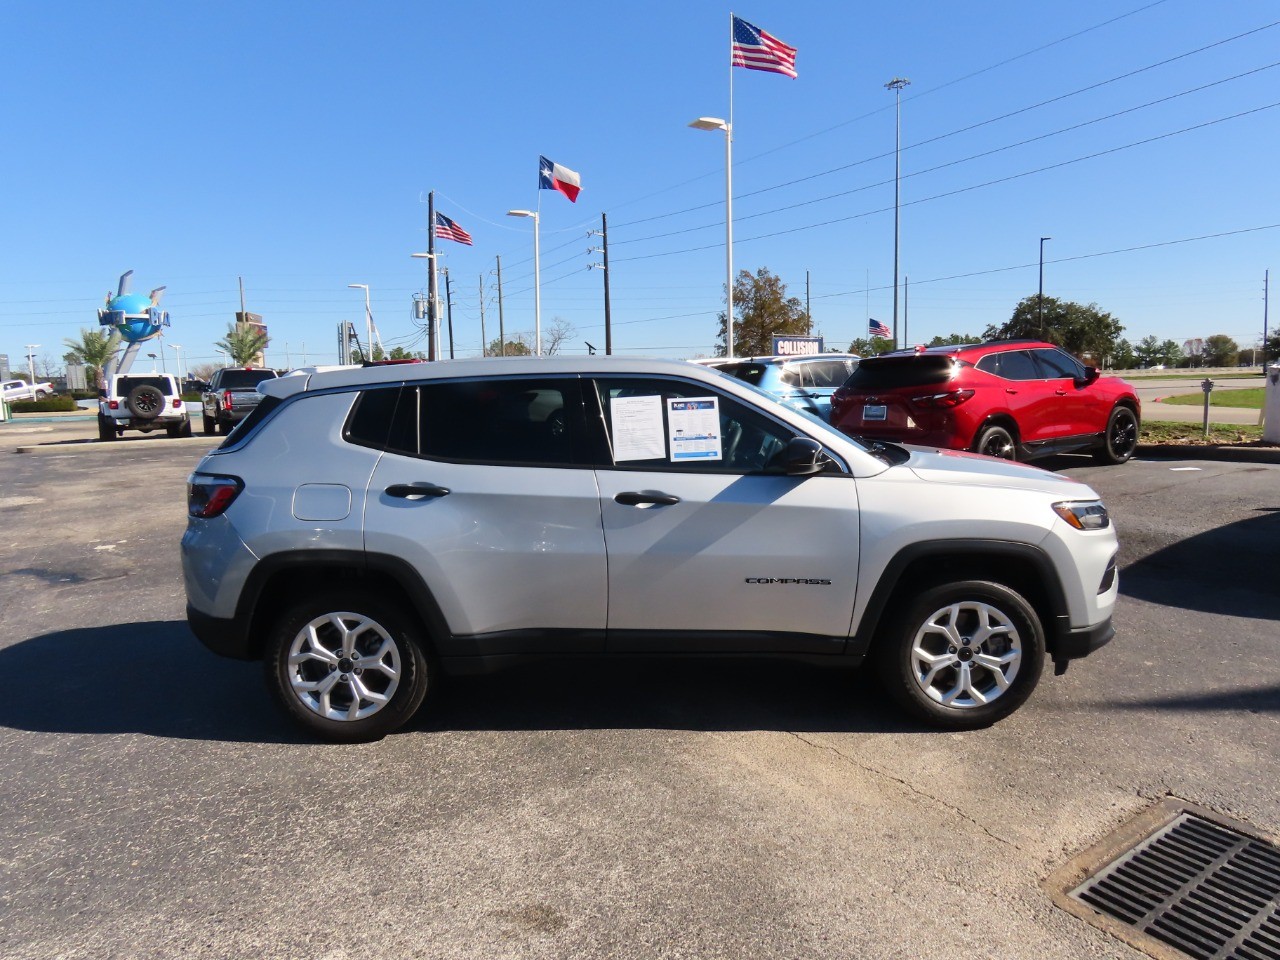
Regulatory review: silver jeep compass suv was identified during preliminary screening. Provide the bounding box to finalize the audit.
[182,357,1118,742]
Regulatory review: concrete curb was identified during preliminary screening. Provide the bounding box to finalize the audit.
[1135,443,1280,464]
[16,435,220,455]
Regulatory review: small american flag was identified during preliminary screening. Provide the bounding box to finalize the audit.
[732,16,797,79]
[434,212,473,246]
[869,318,893,339]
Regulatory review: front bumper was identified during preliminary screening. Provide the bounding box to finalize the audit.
[1051,616,1114,662]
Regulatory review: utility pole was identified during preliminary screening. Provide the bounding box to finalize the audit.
[1038,237,1052,338]
[479,274,487,357]
[589,213,613,355]
[495,255,506,357]
[885,77,910,346]
[1264,269,1270,367]
[427,192,439,362]
[904,276,909,347]
[24,344,40,384]
[805,270,812,334]
[443,268,455,360]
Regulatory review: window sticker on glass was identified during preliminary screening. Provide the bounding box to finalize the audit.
[610,394,666,462]
[667,397,722,461]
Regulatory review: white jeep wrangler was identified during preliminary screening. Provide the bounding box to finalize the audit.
[99,373,192,440]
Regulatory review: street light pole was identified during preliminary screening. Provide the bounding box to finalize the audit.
[24,344,40,385]
[506,210,541,354]
[168,343,183,382]
[885,78,910,347]
[347,284,372,361]
[689,117,735,358]
[1038,236,1052,338]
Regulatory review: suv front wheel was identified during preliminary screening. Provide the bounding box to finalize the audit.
[265,590,431,742]
[1093,405,1139,465]
[876,580,1044,729]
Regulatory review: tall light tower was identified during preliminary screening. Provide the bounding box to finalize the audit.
[689,117,735,357]
[506,210,541,355]
[1038,237,1052,338]
[885,77,911,346]
[24,344,40,385]
[347,284,372,361]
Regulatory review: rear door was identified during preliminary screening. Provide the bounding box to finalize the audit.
[363,376,607,653]
[588,375,860,653]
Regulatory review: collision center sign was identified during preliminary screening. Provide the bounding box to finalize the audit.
[772,335,825,356]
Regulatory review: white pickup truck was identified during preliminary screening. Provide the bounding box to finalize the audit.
[2,378,55,403]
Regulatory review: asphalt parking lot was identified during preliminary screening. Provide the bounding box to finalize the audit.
[1,419,1277,960]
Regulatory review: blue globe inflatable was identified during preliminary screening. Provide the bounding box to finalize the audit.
[106,291,164,343]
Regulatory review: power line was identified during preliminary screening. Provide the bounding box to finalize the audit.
[612,101,1280,263]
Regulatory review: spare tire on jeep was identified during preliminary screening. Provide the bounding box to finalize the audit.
[126,383,165,419]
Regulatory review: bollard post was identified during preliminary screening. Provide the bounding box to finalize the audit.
[1264,364,1280,444]
[1201,378,1214,438]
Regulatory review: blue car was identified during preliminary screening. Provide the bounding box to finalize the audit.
[708,354,860,422]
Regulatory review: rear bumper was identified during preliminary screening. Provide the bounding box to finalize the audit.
[188,603,256,660]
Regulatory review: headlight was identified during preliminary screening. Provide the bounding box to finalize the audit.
[1052,500,1110,530]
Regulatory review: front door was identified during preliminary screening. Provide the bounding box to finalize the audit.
[588,376,860,653]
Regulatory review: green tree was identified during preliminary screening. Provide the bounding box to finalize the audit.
[62,327,121,390]
[1265,330,1280,363]
[716,267,810,357]
[927,332,981,347]
[984,295,1124,365]
[1110,338,1137,370]
[387,346,426,361]
[485,335,532,357]
[215,323,269,366]
[846,336,898,358]
[1158,339,1185,367]
[1133,335,1162,367]
[1202,334,1239,368]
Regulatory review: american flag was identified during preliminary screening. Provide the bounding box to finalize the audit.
[869,318,893,339]
[731,16,797,79]
[434,212,473,246]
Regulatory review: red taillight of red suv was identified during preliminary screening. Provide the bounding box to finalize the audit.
[188,474,244,519]
[910,389,975,408]
[830,386,851,420]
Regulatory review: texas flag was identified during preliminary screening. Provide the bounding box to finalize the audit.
[539,156,581,203]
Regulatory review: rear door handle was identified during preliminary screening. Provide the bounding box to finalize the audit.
[385,482,451,499]
[614,491,681,507]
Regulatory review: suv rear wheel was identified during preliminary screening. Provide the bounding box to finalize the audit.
[974,423,1017,460]
[265,590,431,743]
[1093,405,1138,465]
[876,580,1044,729]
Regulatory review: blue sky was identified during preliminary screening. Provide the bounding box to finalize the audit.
[2,0,1277,373]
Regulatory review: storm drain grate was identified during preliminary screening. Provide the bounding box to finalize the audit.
[1070,812,1280,959]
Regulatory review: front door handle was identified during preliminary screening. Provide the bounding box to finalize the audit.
[614,491,681,507]
[385,482,451,499]
[1005,388,1018,394]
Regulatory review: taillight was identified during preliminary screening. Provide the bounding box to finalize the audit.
[172,398,182,408]
[830,387,849,418]
[911,389,975,408]
[188,474,243,518]
[223,390,234,410]
[108,399,120,410]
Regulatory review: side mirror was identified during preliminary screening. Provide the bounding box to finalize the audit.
[782,436,825,475]
[1077,366,1100,386]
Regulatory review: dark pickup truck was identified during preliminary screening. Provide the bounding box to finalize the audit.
[201,367,280,435]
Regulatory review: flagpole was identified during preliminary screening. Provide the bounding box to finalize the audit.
[725,11,736,359]
[534,189,543,356]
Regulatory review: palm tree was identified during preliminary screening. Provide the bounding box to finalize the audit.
[215,323,269,366]
[62,327,121,391]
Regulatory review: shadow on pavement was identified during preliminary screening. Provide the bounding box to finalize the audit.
[1103,685,1280,714]
[1120,507,1280,620]
[0,622,925,740]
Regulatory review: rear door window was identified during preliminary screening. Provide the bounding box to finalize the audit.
[216,370,278,390]
[976,350,1038,381]
[116,376,175,395]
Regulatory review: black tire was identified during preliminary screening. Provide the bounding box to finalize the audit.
[974,423,1017,460]
[126,383,164,419]
[202,412,216,434]
[97,413,116,441]
[166,418,192,438]
[217,419,231,435]
[35,389,49,400]
[875,580,1045,730]
[1093,405,1139,465]
[264,590,431,743]
[179,418,193,438]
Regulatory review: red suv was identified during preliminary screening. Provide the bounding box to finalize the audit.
[829,340,1140,464]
